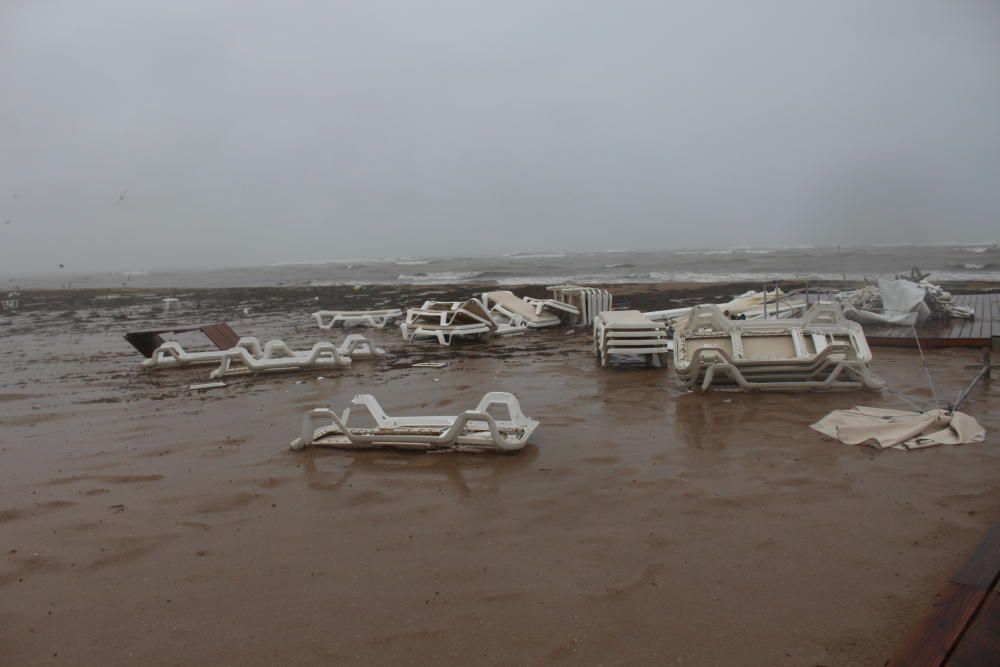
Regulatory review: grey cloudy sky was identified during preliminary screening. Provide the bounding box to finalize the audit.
[2,0,999,274]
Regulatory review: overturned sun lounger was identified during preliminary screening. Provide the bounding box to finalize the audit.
[673,303,881,391]
[290,392,539,452]
[313,309,402,329]
[202,335,384,378]
[401,299,497,345]
[142,334,384,369]
[481,291,569,331]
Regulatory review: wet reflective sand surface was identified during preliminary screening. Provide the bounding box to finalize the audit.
[1,286,997,665]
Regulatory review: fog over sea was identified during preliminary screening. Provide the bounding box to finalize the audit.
[10,244,1000,289]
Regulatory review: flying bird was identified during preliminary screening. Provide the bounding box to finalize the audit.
[58,264,64,269]
[2,220,10,225]
[117,190,127,205]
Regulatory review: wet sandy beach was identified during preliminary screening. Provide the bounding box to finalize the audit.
[1,283,998,665]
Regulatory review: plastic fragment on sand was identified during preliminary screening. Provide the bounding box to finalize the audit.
[190,381,227,391]
[412,362,448,368]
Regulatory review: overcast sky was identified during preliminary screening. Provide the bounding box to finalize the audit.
[1,1,999,274]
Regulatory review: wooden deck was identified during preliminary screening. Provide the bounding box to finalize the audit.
[890,523,1000,666]
[863,294,1000,349]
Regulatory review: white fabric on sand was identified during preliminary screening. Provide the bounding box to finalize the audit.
[811,406,986,450]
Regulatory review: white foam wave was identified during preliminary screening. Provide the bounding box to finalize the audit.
[396,271,485,283]
[673,249,735,256]
[502,252,567,260]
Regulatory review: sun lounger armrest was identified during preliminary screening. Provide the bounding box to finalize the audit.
[350,394,393,428]
[473,392,531,425]
[291,407,348,450]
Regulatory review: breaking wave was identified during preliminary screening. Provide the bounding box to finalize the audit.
[396,271,485,283]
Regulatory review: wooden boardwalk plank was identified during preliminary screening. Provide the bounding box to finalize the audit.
[890,582,987,667]
[864,294,999,348]
[890,524,1000,666]
[953,524,1000,589]
[946,591,1000,667]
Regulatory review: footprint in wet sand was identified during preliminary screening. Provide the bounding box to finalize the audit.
[44,474,164,486]
[195,492,267,514]
[0,500,76,524]
[86,534,175,570]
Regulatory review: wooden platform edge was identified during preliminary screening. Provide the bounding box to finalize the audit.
[889,524,1000,666]
[866,337,991,350]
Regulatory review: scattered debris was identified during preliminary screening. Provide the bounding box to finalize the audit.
[412,361,448,368]
[811,406,985,450]
[189,381,227,391]
[838,275,974,325]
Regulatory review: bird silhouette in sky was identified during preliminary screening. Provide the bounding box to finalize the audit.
[117,190,127,206]
[58,264,64,269]
[2,220,10,225]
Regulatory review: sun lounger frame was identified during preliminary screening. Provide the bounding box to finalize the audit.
[290,392,539,452]
[312,309,403,329]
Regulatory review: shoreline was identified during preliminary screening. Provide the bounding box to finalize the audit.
[6,279,1000,315]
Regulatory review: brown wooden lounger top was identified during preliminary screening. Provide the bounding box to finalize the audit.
[124,322,240,358]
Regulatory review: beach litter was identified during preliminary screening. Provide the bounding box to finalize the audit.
[290,392,538,452]
[838,275,975,325]
[189,381,227,391]
[811,406,986,450]
[412,361,448,368]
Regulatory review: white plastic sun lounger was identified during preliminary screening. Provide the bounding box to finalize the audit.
[143,334,384,369]
[209,342,351,378]
[313,309,402,329]
[290,392,539,452]
[204,335,385,378]
[482,291,561,329]
[401,299,497,345]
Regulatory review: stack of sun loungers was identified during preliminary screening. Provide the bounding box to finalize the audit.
[546,284,613,326]
[400,299,497,345]
[290,392,539,453]
[593,310,671,367]
[672,303,881,391]
[312,309,402,329]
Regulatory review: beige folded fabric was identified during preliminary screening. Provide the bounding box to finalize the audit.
[810,406,986,450]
